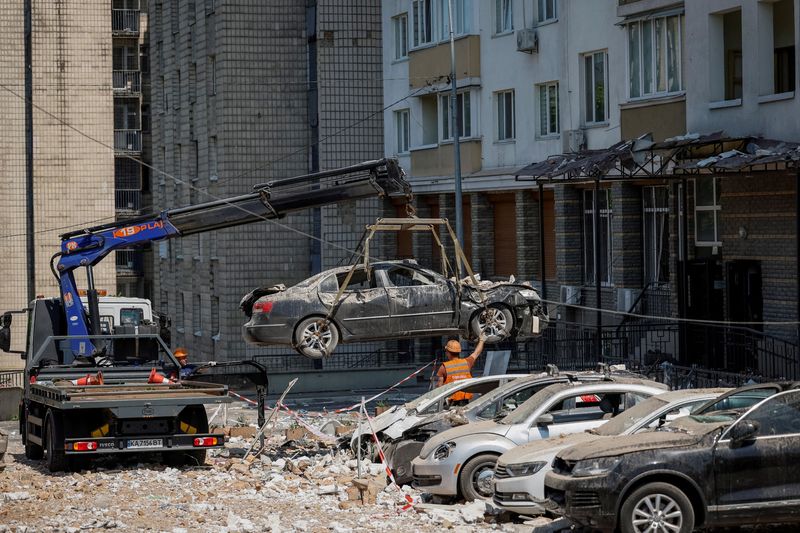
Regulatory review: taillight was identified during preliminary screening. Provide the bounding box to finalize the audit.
[253,300,273,314]
[193,437,218,447]
[72,441,98,451]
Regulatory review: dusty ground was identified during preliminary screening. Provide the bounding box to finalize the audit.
[0,401,519,533]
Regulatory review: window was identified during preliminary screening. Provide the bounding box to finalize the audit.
[395,109,410,153]
[412,0,433,47]
[211,296,220,340]
[694,178,721,246]
[537,82,559,136]
[189,63,197,103]
[160,75,167,112]
[420,95,438,145]
[771,0,796,94]
[627,14,683,99]
[537,0,556,23]
[193,294,202,335]
[205,0,215,15]
[140,44,149,74]
[177,293,185,332]
[174,69,181,109]
[441,91,471,140]
[496,90,515,141]
[393,14,408,59]
[386,267,434,287]
[171,0,179,34]
[208,136,218,179]
[583,51,608,124]
[208,55,217,96]
[739,391,800,437]
[495,0,513,34]
[710,10,742,101]
[643,186,669,283]
[439,0,471,38]
[336,269,377,291]
[583,189,613,285]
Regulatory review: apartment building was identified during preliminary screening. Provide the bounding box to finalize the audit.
[149,0,387,363]
[0,1,117,364]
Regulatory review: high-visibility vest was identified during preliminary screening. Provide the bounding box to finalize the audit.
[443,358,473,401]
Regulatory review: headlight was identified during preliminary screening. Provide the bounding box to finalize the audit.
[505,461,547,477]
[519,289,539,300]
[571,457,622,477]
[433,441,456,461]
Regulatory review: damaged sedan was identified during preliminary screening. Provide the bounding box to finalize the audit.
[543,387,800,533]
[241,259,548,358]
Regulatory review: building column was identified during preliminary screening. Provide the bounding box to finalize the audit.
[470,193,494,277]
[515,190,539,282]
[611,181,643,290]
[554,185,582,286]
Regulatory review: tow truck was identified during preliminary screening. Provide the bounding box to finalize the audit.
[0,159,411,471]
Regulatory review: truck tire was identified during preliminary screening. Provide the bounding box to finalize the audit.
[23,406,43,460]
[165,406,208,467]
[45,412,68,472]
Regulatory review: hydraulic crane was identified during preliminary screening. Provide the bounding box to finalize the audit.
[52,158,411,357]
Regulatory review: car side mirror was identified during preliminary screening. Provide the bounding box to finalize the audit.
[536,413,554,426]
[0,313,11,353]
[729,420,760,446]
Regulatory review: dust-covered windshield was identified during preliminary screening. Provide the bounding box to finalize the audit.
[593,396,669,436]
[499,385,563,425]
[406,381,463,410]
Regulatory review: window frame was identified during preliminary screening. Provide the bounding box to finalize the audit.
[393,13,409,60]
[642,186,670,284]
[495,0,513,35]
[536,81,560,137]
[440,90,473,142]
[583,188,613,286]
[411,0,433,49]
[495,89,515,141]
[693,178,722,247]
[537,0,557,24]
[721,390,800,441]
[582,50,609,125]
[626,14,684,101]
[395,108,410,154]
[438,0,471,42]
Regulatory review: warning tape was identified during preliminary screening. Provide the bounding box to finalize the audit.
[228,390,258,406]
[333,361,435,414]
[361,403,415,511]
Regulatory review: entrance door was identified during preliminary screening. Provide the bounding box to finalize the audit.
[684,258,724,367]
[725,260,763,371]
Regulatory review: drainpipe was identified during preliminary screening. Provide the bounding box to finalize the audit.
[594,178,602,358]
[447,0,464,266]
[796,168,800,344]
[24,0,35,302]
[538,181,546,301]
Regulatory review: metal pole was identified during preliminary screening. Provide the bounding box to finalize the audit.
[594,179,602,358]
[357,396,365,478]
[24,0,35,303]
[680,178,690,362]
[796,169,800,343]
[538,182,547,301]
[448,0,464,258]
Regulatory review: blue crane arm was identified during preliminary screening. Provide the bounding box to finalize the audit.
[54,159,411,356]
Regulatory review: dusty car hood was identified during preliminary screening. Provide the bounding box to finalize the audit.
[421,420,506,457]
[501,431,597,465]
[351,406,408,443]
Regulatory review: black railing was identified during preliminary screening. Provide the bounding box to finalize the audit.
[0,370,24,388]
[252,349,420,373]
[112,9,140,34]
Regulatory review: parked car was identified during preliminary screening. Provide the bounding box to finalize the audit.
[544,387,800,533]
[492,388,728,516]
[349,373,525,454]
[241,259,548,358]
[411,379,667,501]
[387,368,647,485]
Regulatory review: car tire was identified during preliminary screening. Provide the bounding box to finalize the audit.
[620,482,695,533]
[470,305,513,343]
[45,411,68,473]
[294,317,339,359]
[458,453,499,501]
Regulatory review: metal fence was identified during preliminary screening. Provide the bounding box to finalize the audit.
[0,370,24,388]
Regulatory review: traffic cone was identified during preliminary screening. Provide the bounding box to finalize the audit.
[72,371,104,386]
[148,368,174,384]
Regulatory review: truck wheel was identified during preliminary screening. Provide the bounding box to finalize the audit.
[23,406,43,460]
[165,406,208,467]
[294,317,339,359]
[470,305,513,343]
[45,412,67,472]
[458,453,499,501]
[620,482,695,533]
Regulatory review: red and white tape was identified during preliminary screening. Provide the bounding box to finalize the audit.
[333,361,434,414]
[361,403,415,511]
[228,389,259,406]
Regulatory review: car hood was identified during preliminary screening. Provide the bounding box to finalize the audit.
[557,417,727,461]
[351,406,408,443]
[420,419,506,457]
[501,431,598,465]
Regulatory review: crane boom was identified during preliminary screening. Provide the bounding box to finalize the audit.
[55,158,411,354]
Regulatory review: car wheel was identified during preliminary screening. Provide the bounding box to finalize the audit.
[470,305,513,343]
[620,482,695,533]
[458,453,499,501]
[294,317,339,359]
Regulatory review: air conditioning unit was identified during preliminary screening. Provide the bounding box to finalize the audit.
[616,288,641,313]
[562,129,586,153]
[516,28,539,54]
[560,285,582,305]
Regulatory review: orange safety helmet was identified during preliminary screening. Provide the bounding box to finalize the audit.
[445,340,462,355]
[173,347,188,359]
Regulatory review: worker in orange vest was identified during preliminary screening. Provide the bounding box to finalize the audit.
[436,335,486,406]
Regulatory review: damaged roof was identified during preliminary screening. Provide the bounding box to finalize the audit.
[515,139,642,182]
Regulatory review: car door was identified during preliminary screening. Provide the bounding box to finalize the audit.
[321,267,391,337]
[382,265,457,333]
[712,390,800,520]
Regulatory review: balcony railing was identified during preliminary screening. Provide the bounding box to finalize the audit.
[115,189,141,214]
[116,249,144,276]
[114,129,142,153]
[113,70,141,95]
[112,9,140,35]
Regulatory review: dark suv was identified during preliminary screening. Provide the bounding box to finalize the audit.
[543,387,800,533]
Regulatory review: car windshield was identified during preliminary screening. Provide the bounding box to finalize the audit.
[463,375,543,415]
[592,396,669,436]
[498,385,563,425]
[694,386,777,414]
[405,382,463,410]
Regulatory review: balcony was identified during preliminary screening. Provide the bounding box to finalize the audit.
[113,70,141,96]
[115,189,142,215]
[112,9,140,36]
[116,249,144,277]
[114,130,142,153]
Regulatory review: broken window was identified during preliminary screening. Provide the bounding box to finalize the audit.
[386,267,434,287]
[536,81,559,136]
[441,91,472,141]
[495,0,512,34]
[496,90,515,141]
[336,269,377,291]
[643,186,669,284]
[393,13,408,60]
[694,177,721,246]
[583,189,613,285]
[411,0,433,47]
[627,14,683,99]
[582,51,608,124]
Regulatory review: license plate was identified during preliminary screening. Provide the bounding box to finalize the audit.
[127,438,163,449]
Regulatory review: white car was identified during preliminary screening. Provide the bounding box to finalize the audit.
[350,374,525,453]
[492,388,728,516]
[411,380,668,501]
